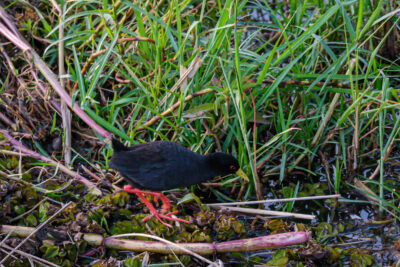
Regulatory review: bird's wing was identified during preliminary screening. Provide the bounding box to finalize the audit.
[109,142,173,188]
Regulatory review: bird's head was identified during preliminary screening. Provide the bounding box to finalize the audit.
[206,152,249,181]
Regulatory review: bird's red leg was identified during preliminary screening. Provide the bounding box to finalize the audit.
[123,185,190,227]
[150,192,171,213]
[134,191,172,228]
[124,185,170,211]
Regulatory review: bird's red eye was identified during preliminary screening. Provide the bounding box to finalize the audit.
[229,165,236,170]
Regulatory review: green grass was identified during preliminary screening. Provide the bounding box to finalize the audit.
[3,0,400,217]
[2,1,400,266]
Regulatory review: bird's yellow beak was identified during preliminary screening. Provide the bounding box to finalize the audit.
[236,169,249,181]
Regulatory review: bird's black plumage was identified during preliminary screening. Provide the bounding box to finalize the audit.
[109,138,241,191]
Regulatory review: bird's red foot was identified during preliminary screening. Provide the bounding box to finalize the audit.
[124,185,171,212]
[123,185,191,228]
[142,210,191,226]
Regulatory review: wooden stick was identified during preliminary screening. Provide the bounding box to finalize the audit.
[211,206,316,220]
[0,150,28,157]
[207,194,341,206]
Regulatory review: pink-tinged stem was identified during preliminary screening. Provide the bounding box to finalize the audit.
[0,6,20,36]
[100,232,309,254]
[215,232,309,252]
[0,130,102,196]
[0,22,29,51]
[1,224,309,255]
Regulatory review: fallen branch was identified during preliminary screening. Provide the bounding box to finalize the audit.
[0,130,102,196]
[0,225,309,255]
[0,150,28,157]
[210,206,316,220]
[207,194,341,206]
[111,233,216,266]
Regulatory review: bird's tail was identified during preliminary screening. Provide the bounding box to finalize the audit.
[112,137,129,152]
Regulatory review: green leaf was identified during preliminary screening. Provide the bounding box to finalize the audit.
[44,244,59,259]
[177,193,208,210]
[25,215,38,226]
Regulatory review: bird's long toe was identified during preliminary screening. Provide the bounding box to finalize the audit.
[142,210,191,226]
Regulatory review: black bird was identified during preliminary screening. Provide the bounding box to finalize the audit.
[109,138,248,227]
